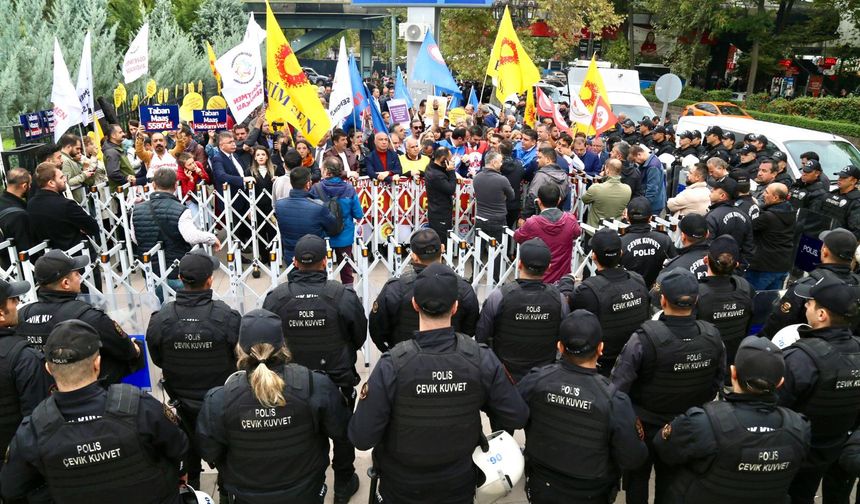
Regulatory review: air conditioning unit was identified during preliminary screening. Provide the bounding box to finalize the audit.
[399,22,430,42]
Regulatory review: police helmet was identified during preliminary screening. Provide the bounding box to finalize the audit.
[772,323,807,349]
[473,431,524,504]
[180,486,215,504]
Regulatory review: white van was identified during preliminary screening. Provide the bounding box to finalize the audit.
[568,67,656,121]
[676,115,860,184]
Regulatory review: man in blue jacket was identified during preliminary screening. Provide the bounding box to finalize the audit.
[275,167,339,263]
[312,157,364,286]
[573,136,602,176]
[365,132,402,183]
[210,131,253,215]
[631,144,666,216]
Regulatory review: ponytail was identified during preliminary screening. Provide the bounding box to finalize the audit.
[236,343,291,408]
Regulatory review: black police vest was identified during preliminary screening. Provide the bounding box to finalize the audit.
[629,320,723,415]
[697,276,754,345]
[819,190,860,227]
[792,337,860,435]
[221,365,322,495]
[493,281,562,377]
[270,281,347,373]
[30,384,176,504]
[393,270,421,345]
[524,365,612,479]
[0,336,28,455]
[384,334,485,468]
[157,301,236,409]
[582,271,650,360]
[672,401,807,504]
[16,300,91,352]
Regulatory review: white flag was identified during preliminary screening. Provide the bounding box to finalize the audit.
[51,37,83,142]
[327,37,353,127]
[76,32,94,126]
[243,12,266,46]
[215,39,264,125]
[123,23,148,83]
[569,95,592,127]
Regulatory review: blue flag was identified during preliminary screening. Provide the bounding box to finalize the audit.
[468,87,480,109]
[394,67,413,109]
[411,31,460,96]
[343,54,388,135]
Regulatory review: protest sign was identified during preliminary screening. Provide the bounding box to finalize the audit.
[425,95,448,127]
[19,113,43,138]
[192,109,228,131]
[215,39,264,125]
[386,98,410,126]
[139,105,179,131]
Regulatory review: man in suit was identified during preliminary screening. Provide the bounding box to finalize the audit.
[210,132,254,245]
[365,132,402,183]
[323,128,359,177]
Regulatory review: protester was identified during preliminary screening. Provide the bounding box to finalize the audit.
[365,132,402,183]
[581,159,632,227]
[747,182,795,290]
[630,145,667,216]
[274,166,338,263]
[514,184,581,283]
[28,163,99,252]
[667,162,710,217]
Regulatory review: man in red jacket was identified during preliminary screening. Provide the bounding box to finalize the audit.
[514,183,581,283]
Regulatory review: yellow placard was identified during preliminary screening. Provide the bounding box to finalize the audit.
[131,94,140,109]
[183,92,204,110]
[448,107,467,125]
[206,96,227,110]
[197,80,203,93]
[179,104,194,123]
[113,83,127,109]
[145,79,157,99]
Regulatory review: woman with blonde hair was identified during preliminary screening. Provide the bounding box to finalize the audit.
[197,309,350,504]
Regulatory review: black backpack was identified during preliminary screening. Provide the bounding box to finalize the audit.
[311,184,344,236]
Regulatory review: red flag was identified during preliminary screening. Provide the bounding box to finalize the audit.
[535,87,571,134]
[590,95,617,135]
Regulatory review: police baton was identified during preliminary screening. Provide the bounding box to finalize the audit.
[367,467,380,504]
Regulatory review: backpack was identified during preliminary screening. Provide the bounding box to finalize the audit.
[312,184,344,236]
[0,207,25,240]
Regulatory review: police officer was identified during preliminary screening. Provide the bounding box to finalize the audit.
[611,268,726,504]
[475,238,567,382]
[696,236,755,371]
[706,176,756,267]
[653,336,811,504]
[778,276,860,503]
[772,151,793,186]
[621,196,676,288]
[734,144,760,178]
[369,229,479,351]
[16,250,142,385]
[674,131,700,159]
[752,134,774,161]
[789,160,829,212]
[145,250,241,493]
[638,120,655,147]
[701,126,730,163]
[262,234,367,503]
[197,309,351,504]
[571,228,651,376]
[761,228,860,338]
[0,320,188,503]
[517,310,649,503]
[650,126,674,156]
[722,130,741,167]
[819,165,860,239]
[0,278,51,486]
[621,119,640,146]
[349,263,529,504]
[662,213,711,280]
[732,170,760,221]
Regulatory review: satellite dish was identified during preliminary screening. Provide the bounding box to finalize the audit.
[655,74,684,103]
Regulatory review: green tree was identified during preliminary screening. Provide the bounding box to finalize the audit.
[108,0,148,52]
[189,0,246,53]
[0,0,53,123]
[440,8,497,80]
[146,0,210,94]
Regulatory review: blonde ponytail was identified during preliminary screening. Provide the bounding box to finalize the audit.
[236,343,291,408]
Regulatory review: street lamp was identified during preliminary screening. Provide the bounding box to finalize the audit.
[492,0,538,28]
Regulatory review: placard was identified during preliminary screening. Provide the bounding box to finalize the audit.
[19,113,43,138]
[386,99,410,126]
[191,109,228,131]
[139,105,180,131]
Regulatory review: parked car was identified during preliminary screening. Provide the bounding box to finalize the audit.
[682,101,752,119]
[302,67,331,86]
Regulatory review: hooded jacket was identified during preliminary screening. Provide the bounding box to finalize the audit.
[749,200,796,272]
[514,208,582,284]
[523,164,570,218]
[313,177,363,248]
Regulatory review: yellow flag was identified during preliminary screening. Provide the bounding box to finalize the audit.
[524,87,536,128]
[265,0,331,146]
[113,83,127,109]
[174,84,179,99]
[577,54,612,135]
[486,7,541,102]
[205,41,222,94]
[163,87,169,102]
[132,94,139,109]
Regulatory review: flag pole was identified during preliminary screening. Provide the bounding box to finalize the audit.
[478,74,488,107]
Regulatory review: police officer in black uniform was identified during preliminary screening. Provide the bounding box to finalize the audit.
[262,234,367,503]
[638,120,655,148]
[819,165,860,239]
[146,250,241,493]
[661,213,711,280]
[706,176,756,267]
[0,278,51,491]
[571,228,651,376]
[674,131,700,159]
[789,160,829,212]
[16,250,142,385]
[517,310,649,503]
[778,276,860,503]
[653,336,811,504]
[734,144,760,178]
[732,170,760,221]
[701,126,731,163]
[752,134,775,161]
[650,126,674,156]
[696,235,755,372]
[621,197,676,288]
[611,268,726,504]
[369,229,479,352]
[0,320,188,504]
[772,151,793,186]
[197,309,351,504]
[722,130,741,167]
[475,238,567,382]
[621,119,640,146]
[761,228,860,338]
[349,263,529,504]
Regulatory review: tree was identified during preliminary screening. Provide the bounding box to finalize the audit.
[146,0,211,95]
[0,0,53,124]
[441,9,499,80]
[189,0,246,53]
[107,0,148,52]
[540,0,623,57]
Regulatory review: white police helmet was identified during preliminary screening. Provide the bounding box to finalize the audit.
[472,431,524,504]
[772,323,807,349]
[180,486,214,504]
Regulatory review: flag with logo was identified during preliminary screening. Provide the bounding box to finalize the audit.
[206,41,221,93]
[215,39,264,124]
[328,37,353,127]
[343,54,387,135]
[51,37,82,142]
[577,54,612,135]
[243,12,266,45]
[486,7,541,102]
[265,0,331,146]
[590,95,618,135]
[122,23,148,83]
[411,31,460,96]
[524,87,536,128]
[536,87,570,133]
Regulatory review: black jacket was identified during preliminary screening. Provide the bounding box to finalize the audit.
[27,189,99,251]
[749,200,796,272]
[424,161,457,219]
[706,200,756,266]
[500,156,525,210]
[0,191,33,264]
[620,163,643,198]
